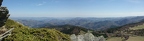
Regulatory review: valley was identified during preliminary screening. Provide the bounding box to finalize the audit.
[11,16,144,30]
[9,16,144,41]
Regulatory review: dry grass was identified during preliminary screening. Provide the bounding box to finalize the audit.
[126,36,144,41]
[106,37,122,41]
[106,36,144,41]
[129,24,144,30]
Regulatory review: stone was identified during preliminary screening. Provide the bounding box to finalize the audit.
[70,34,77,41]
[0,26,7,34]
[70,32,106,41]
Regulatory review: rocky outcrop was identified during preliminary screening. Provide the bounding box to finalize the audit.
[0,0,10,34]
[0,6,9,27]
[0,0,9,27]
[70,32,106,41]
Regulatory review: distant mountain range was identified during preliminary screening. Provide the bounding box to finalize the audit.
[10,16,144,30]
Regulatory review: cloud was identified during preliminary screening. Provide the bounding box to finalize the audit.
[37,4,43,6]
[36,2,47,6]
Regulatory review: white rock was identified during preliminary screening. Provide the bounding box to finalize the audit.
[70,33,106,41]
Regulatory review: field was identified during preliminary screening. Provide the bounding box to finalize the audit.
[106,36,144,41]
[130,24,144,30]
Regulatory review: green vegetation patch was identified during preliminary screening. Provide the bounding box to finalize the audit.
[3,19,70,41]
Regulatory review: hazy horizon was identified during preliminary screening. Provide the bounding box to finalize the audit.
[10,15,144,19]
[3,0,144,17]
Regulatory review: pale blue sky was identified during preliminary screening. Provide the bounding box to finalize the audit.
[2,0,144,17]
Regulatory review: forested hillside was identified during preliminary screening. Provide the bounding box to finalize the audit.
[106,19,144,41]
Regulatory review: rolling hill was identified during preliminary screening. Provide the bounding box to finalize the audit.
[42,24,92,35]
[11,16,144,30]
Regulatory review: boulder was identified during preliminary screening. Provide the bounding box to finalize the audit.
[70,32,106,41]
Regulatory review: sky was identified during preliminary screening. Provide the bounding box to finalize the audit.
[2,0,144,17]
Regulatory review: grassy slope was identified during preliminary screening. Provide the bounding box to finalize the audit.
[129,24,144,30]
[3,19,70,41]
[107,36,144,41]
[107,23,144,41]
